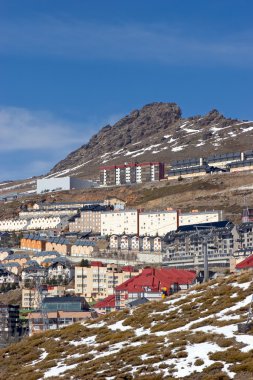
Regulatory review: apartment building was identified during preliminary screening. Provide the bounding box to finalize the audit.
[101,210,139,236]
[109,235,163,252]
[0,304,20,341]
[168,150,253,180]
[100,162,164,186]
[102,209,222,237]
[179,210,223,226]
[230,222,253,271]
[112,267,196,310]
[139,210,178,236]
[75,262,140,301]
[22,285,65,309]
[163,221,234,269]
[69,205,110,233]
[28,296,93,335]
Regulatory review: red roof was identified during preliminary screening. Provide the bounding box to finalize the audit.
[236,255,253,269]
[94,295,115,309]
[121,265,135,273]
[115,268,196,293]
[90,261,105,267]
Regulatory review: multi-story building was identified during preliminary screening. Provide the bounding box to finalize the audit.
[179,210,223,226]
[230,222,253,271]
[71,240,97,257]
[28,296,93,335]
[100,162,164,186]
[168,150,253,179]
[139,210,178,237]
[94,268,196,312]
[0,303,21,341]
[69,205,110,233]
[101,210,139,236]
[0,268,19,286]
[22,285,65,309]
[109,235,163,252]
[163,221,234,269]
[75,262,140,301]
[102,209,222,238]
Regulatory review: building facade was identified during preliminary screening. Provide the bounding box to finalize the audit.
[69,205,110,233]
[179,210,223,226]
[37,176,96,194]
[100,162,164,186]
[139,210,178,237]
[101,210,139,236]
[163,221,234,269]
[75,262,139,301]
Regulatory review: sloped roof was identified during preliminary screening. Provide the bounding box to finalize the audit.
[116,267,196,293]
[4,253,29,260]
[94,295,115,309]
[33,251,60,257]
[236,255,253,269]
[128,297,149,308]
[74,240,96,247]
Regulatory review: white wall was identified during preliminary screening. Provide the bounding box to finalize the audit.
[139,211,178,237]
[37,177,96,194]
[101,210,138,235]
[179,211,223,226]
[37,177,71,193]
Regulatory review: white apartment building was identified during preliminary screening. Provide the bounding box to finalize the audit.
[139,210,178,237]
[101,210,138,236]
[101,209,223,238]
[179,210,223,226]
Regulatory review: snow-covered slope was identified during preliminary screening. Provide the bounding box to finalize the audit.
[1,271,253,380]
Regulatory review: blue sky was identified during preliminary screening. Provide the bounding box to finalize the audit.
[0,0,253,181]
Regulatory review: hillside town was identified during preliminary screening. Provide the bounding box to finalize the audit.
[1,175,253,344]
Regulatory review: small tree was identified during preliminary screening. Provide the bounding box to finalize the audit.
[80,259,90,267]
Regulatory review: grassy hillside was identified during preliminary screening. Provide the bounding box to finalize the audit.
[1,271,253,379]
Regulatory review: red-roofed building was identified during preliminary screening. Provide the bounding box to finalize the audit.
[235,254,253,271]
[93,295,116,314]
[93,267,196,311]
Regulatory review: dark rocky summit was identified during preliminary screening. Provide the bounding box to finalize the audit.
[49,102,253,178]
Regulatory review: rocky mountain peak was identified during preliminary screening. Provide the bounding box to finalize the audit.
[49,102,253,179]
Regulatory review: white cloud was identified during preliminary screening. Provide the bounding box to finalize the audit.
[0,17,252,66]
[0,106,84,151]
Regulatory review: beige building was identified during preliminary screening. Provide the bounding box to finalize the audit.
[22,285,65,309]
[101,210,139,236]
[71,240,98,257]
[75,263,140,301]
[45,237,71,256]
[69,206,110,233]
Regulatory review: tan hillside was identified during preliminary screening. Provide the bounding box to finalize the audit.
[1,170,253,223]
[1,271,253,379]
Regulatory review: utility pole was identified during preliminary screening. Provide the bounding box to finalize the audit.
[203,237,209,282]
[195,227,215,283]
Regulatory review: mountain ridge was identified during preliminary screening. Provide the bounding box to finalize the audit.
[49,102,253,179]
